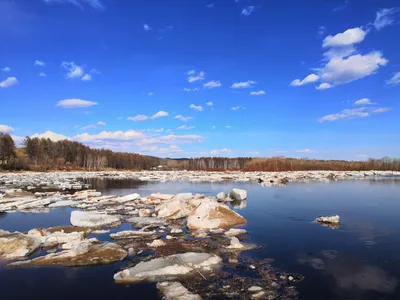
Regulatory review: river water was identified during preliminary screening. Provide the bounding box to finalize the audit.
[1,178,400,299]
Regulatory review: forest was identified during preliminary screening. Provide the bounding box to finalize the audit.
[1,133,400,172]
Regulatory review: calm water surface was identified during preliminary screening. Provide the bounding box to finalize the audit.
[1,179,400,300]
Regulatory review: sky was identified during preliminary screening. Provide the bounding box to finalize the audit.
[0,0,399,160]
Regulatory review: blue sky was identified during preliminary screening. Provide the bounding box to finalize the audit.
[1,0,399,159]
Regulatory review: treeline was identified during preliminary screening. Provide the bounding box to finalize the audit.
[0,133,163,171]
[1,133,400,172]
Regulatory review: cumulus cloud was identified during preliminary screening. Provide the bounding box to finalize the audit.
[354,98,374,105]
[183,87,199,92]
[318,106,390,122]
[2,67,11,72]
[231,80,257,89]
[242,6,255,16]
[177,125,195,130]
[316,83,332,90]
[75,130,145,142]
[151,111,169,119]
[206,101,213,106]
[127,115,148,122]
[57,99,98,108]
[32,131,69,141]
[174,115,192,121]
[189,104,203,111]
[43,0,104,10]
[250,90,265,96]
[0,124,14,133]
[143,24,151,31]
[34,60,45,67]
[322,27,367,48]
[81,74,92,81]
[374,8,398,31]
[61,61,84,78]
[387,72,400,85]
[290,74,319,86]
[187,70,205,83]
[0,77,18,88]
[204,80,221,88]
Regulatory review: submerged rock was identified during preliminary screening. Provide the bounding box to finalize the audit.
[114,252,222,283]
[157,281,202,300]
[316,215,340,225]
[187,201,247,230]
[0,231,41,260]
[229,188,247,201]
[70,210,121,228]
[8,241,127,267]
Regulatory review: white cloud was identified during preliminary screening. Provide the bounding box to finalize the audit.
[318,26,326,36]
[322,27,367,48]
[296,148,315,153]
[319,52,388,85]
[75,130,145,142]
[183,87,199,92]
[0,77,18,88]
[177,125,195,130]
[43,0,104,10]
[127,115,149,122]
[189,104,203,111]
[80,121,106,130]
[225,125,231,129]
[316,83,332,90]
[57,99,98,108]
[61,61,84,78]
[206,101,213,106]
[242,6,255,16]
[206,3,214,8]
[34,60,45,67]
[187,70,205,83]
[151,111,169,119]
[148,92,154,96]
[154,145,183,155]
[143,24,151,31]
[39,72,47,77]
[174,115,192,121]
[210,148,232,155]
[374,8,398,30]
[387,72,400,85]
[250,90,265,96]
[231,80,257,89]
[247,151,260,156]
[231,106,244,111]
[32,131,69,141]
[154,128,164,133]
[318,106,390,122]
[203,80,221,88]
[2,67,11,72]
[157,134,205,144]
[290,74,319,86]
[211,125,216,129]
[81,74,92,81]
[0,124,14,133]
[354,98,374,105]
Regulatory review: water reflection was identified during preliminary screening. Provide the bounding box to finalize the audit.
[344,220,391,246]
[82,177,148,192]
[297,251,398,296]
[230,199,247,209]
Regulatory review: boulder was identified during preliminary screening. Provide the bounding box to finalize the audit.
[229,189,247,201]
[156,197,193,220]
[157,281,202,300]
[147,239,166,247]
[70,211,121,228]
[8,241,127,267]
[139,208,153,217]
[114,252,222,283]
[315,215,340,224]
[217,192,227,202]
[0,232,41,260]
[187,201,247,230]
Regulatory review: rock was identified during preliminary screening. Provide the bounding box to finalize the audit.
[110,230,161,240]
[9,241,127,267]
[139,208,154,217]
[248,286,263,292]
[171,228,183,234]
[166,235,175,240]
[229,188,247,201]
[70,211,121,228]
[26,226,88,248]
[288,275,294,281]
[114,252,222,283]
[224,228,247,237]
[187,200,247,230]
[150,193,175,201]
[0,232,41,260]
[147,239,166,247]
[156,197,193,220]
[251,291,266,299]
[157,281,202,300]
[126,216,165,228]
[115,193,140,203]
[226,237,257,251]
[217,192,227,201]
[316,215,340,224]
[48,200,76,208]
